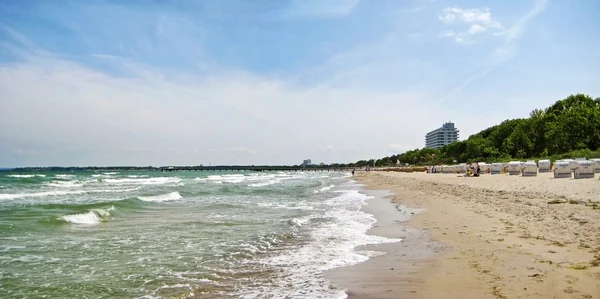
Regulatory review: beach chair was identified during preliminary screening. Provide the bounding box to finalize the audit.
[574,161,595,179]
[507,161,522,175]
[538,159,551,172]
[590,158,600,173]
[490,163,502,175]
[553,161,572,178]
[521,161,538,177]
[559,159,578,172]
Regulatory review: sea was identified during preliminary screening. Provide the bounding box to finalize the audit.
[0,170,400,298]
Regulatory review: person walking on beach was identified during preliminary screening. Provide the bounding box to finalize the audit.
[351,169,355,176]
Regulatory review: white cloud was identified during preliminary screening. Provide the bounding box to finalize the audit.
[468,24,487,34]
[0,47,447,167]
[438,6,502,43]
[439,7,497,25]
[439,30,466,43]
[437,1,549,105]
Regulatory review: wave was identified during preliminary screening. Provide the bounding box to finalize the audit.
[103,177,181,185]
[0,188,140,200]
[253,188,400,298]
[55,174,75,179]
[205,174,246,184]
[137,191,182,202]
[59,206,115,225]
[314,184,335,193]
[6,174,46,178]
[248,179,280,187]
[46,180,84,188]
[1,190,87,200]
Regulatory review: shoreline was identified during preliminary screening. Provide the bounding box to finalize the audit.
[330,171,600,298]
[326,189,443,298]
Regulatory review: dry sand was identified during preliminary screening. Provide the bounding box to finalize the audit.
[330,171,600,299]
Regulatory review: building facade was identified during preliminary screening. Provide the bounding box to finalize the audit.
[302,159,312,167]
[425,122,459,149]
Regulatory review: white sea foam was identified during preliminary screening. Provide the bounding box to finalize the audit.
[7,174,46,178]
[248,179,280,187]
[256,202,315,211]
[138,191,182,202]
[46,180,83,188]
[103,177,181,185]
[55,174,75,179]
[60,206,115,225]
[60,211,101,225]
[253,188,400,298]
[314,184,335,193]
[206,174,247,184]
[0,245,26,252]
[0,188,139,200]
[0,190,87,200]
[92,206,115,217]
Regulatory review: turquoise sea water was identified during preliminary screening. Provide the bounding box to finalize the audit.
[0,170,398,298]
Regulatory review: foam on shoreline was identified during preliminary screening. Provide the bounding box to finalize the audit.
[325,184,442,298]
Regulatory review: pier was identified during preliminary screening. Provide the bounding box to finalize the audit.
[159,166,352,172]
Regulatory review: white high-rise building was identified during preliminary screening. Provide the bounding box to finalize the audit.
[425,122,459,149]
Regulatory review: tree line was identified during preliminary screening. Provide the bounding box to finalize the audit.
[352,94,600,167]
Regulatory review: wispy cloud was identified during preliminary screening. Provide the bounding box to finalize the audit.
[0,42,437,166]
[438,68,494,104]
[438,7,503,43]
[439,0,549,104]
[492,0,549,62]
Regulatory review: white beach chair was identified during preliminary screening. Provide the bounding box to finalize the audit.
[590,158,600,173]
[553,161,572,178]
[507,161,522,175]
[559,159,578,172]
[521,160,538,177]
[490,163,502,175]
[538,159,551,172]
[574,161,595,179]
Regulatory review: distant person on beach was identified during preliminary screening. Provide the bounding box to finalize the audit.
[351,169,355,176]
[473,162,481,177]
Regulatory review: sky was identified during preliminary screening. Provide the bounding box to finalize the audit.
[0,0,599,167]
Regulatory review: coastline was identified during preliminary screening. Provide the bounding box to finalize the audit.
[329,171,600,298]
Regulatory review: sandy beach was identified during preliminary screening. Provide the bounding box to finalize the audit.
[330,171,600,299]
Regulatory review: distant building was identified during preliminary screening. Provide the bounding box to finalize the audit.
[425,122,459,149]
[302,159,312,167]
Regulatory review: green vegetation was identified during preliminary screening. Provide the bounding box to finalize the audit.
[358,94,600,167]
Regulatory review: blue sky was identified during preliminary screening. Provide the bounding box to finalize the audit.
[0,0,599,167]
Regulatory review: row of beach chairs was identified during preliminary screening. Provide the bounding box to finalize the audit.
[429,158,600,179]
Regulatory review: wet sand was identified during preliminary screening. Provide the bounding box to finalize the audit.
[330,171,600,299]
